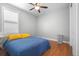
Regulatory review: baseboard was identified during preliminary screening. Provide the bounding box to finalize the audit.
[37,36,70,44]
[63,41,69,44]
[49,39,69,44]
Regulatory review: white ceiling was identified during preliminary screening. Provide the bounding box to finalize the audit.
[10,3,69,16]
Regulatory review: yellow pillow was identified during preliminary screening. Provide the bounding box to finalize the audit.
[21,34,31,38]
[7,33,31,40]
[7,34,19,40]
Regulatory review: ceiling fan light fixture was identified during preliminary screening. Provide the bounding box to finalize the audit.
[35,6,40,10]
[29,3,48,13]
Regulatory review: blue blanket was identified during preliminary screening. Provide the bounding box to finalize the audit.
[3,36,50,56]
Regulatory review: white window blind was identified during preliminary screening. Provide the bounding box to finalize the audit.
[2,7,19,34]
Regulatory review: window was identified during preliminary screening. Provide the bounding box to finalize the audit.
[2,7,19,34]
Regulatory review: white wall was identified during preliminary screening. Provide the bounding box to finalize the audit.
[37,7,69,41]
[19,11,36,35]
[0,3,36,35]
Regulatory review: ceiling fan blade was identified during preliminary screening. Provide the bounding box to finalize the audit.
[29,8,34,10]
[40,6,48,8]
[29,3,34,6]
[38,10,40,13]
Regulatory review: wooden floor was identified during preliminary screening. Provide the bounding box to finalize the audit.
[0,40,72,56]
[42,41,72,56]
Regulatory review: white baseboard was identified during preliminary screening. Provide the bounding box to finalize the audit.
[63,41,69,44]
[49,38,69,44]
[37,36,70,44]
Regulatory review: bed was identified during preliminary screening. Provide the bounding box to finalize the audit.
[3,36,50,56]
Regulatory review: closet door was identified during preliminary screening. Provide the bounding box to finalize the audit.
[70,3,77,56]
[2,7,19,34]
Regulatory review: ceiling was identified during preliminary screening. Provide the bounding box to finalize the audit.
[10,3,69,16]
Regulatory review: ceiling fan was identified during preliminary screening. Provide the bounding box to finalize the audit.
[29,3,48,13]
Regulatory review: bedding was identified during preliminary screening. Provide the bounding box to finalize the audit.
[7,33,31,40]
[3,36,50,56]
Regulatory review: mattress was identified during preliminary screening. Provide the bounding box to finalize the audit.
[3,36,50,56]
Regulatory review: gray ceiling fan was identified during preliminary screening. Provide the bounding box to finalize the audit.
[29,3,48,13]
